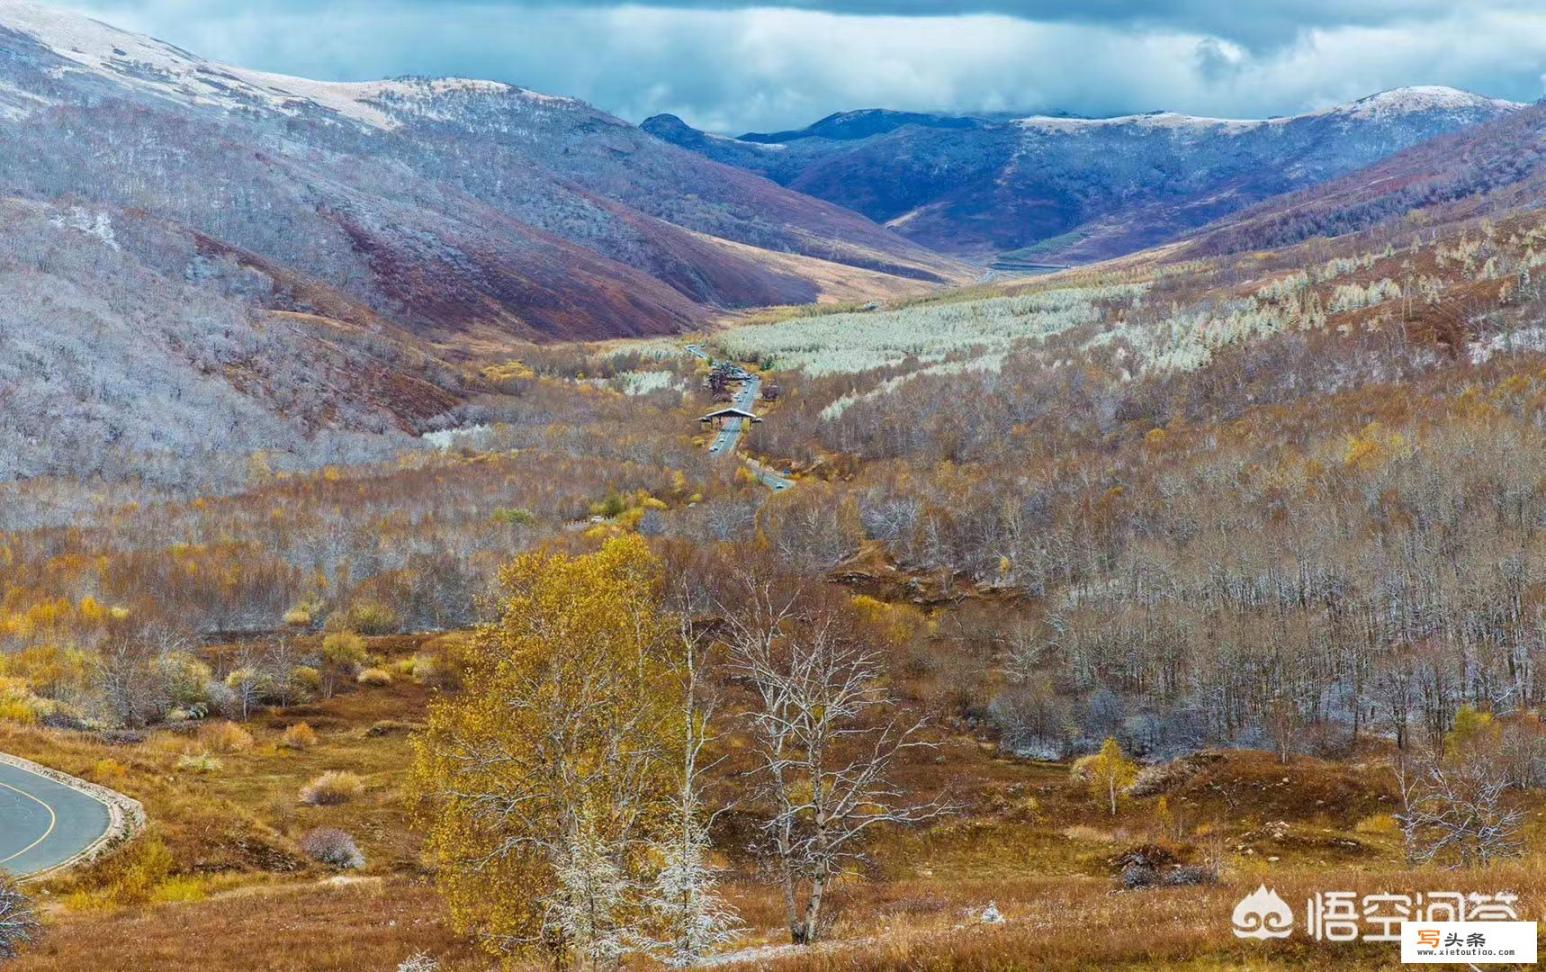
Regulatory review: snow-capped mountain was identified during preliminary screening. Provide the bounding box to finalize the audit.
[645,87,1521,264]
[1190,100,1546,258]
[0,0,963,482]
[0,0,956,331]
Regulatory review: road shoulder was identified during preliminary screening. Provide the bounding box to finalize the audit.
[0,750,145,880]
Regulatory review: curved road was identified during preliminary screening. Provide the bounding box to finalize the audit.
[0,759,111,878]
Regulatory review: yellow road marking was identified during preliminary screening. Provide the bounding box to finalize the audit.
[0,778,58,868]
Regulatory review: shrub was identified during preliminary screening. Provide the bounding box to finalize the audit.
[94,835,174,906]
[321,631,368,667]
[0,876,39,960]
[149,877,207,904]
[176,752,223,774]
[344,602,397,636]
[198,720,254,753]
[491,506,536,526]
[356,667,392,687]
[0,699,37,725]
[408,654,439,686]
[282,607,313,628]
[281,722,319,750]
[288,665,322,696]
[300,771,364,806]
[319,632,369,697]
[589,490,630,518]
[221,668,273,719]
[91,759,128,783]
[299,827,365,870]
[1355,812,1401,836]
[0,678,50,725]
[398,954,440,972]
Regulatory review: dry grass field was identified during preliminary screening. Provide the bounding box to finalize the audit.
[4,632,1542,970]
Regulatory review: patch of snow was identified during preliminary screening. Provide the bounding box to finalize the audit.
[1016,111,1260,134]
[1469,326,1546,365]
[0,0,554,130]
[1014,85,1521,134]
[1329,85,1522,121]
[421,424,494,450]
[48,205,118,249]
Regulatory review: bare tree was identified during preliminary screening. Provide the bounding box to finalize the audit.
[721,578,947,945]
[92,623,192,727]
[1395,747,1523,868]
[0,877,38,961]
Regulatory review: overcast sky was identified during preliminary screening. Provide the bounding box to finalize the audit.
[69,1,1546,133]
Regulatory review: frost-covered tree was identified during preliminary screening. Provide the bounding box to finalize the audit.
[647,606,739,965]
[0,878,38,962]
[1397,707,1523,867]
[722,575,948,945]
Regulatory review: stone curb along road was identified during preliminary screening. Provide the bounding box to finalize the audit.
[0,750,145,881]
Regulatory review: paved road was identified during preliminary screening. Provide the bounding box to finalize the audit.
[708,375,762,457]
[746,457,794,492]
[0,759,111,878]
[688,343,793,491]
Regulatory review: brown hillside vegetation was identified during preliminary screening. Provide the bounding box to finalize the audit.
[9,48,1546,969]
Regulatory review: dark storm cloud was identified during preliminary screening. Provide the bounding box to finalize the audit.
[397,0,1516,49]
[83,1,1525,47]
[71,1,1546,133]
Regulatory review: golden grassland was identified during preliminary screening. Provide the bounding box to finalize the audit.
[5,635,1546,970]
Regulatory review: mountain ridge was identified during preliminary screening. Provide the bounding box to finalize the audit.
[0,0,966,482]
[0,0,962,325]
[644,86,1522,264]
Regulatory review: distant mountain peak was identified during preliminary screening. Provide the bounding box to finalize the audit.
[1328,85,1522,120]
[1011,86,1521,133]
[650,85,1522,265]
[0,0,585,129]
[737,108,985,144]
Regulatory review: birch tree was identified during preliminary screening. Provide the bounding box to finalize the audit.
[722,577,946,945]
[1082,737,1138,816]
[411,536,680,969]
[648,607,740,965]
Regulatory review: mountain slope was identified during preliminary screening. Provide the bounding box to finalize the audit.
[644,87,1520,265]
[1185,102,1546,257]
[0,1,961,344]
[0,1,969,484]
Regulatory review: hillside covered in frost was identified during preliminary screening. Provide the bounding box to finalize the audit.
[646,87,1520,263]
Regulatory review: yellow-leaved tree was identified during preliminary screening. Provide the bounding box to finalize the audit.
[411,535,684,967]
[1084,737,1138,817]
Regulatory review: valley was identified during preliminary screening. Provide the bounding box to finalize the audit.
[647,87,1520,264]
[0,2,1545,970]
